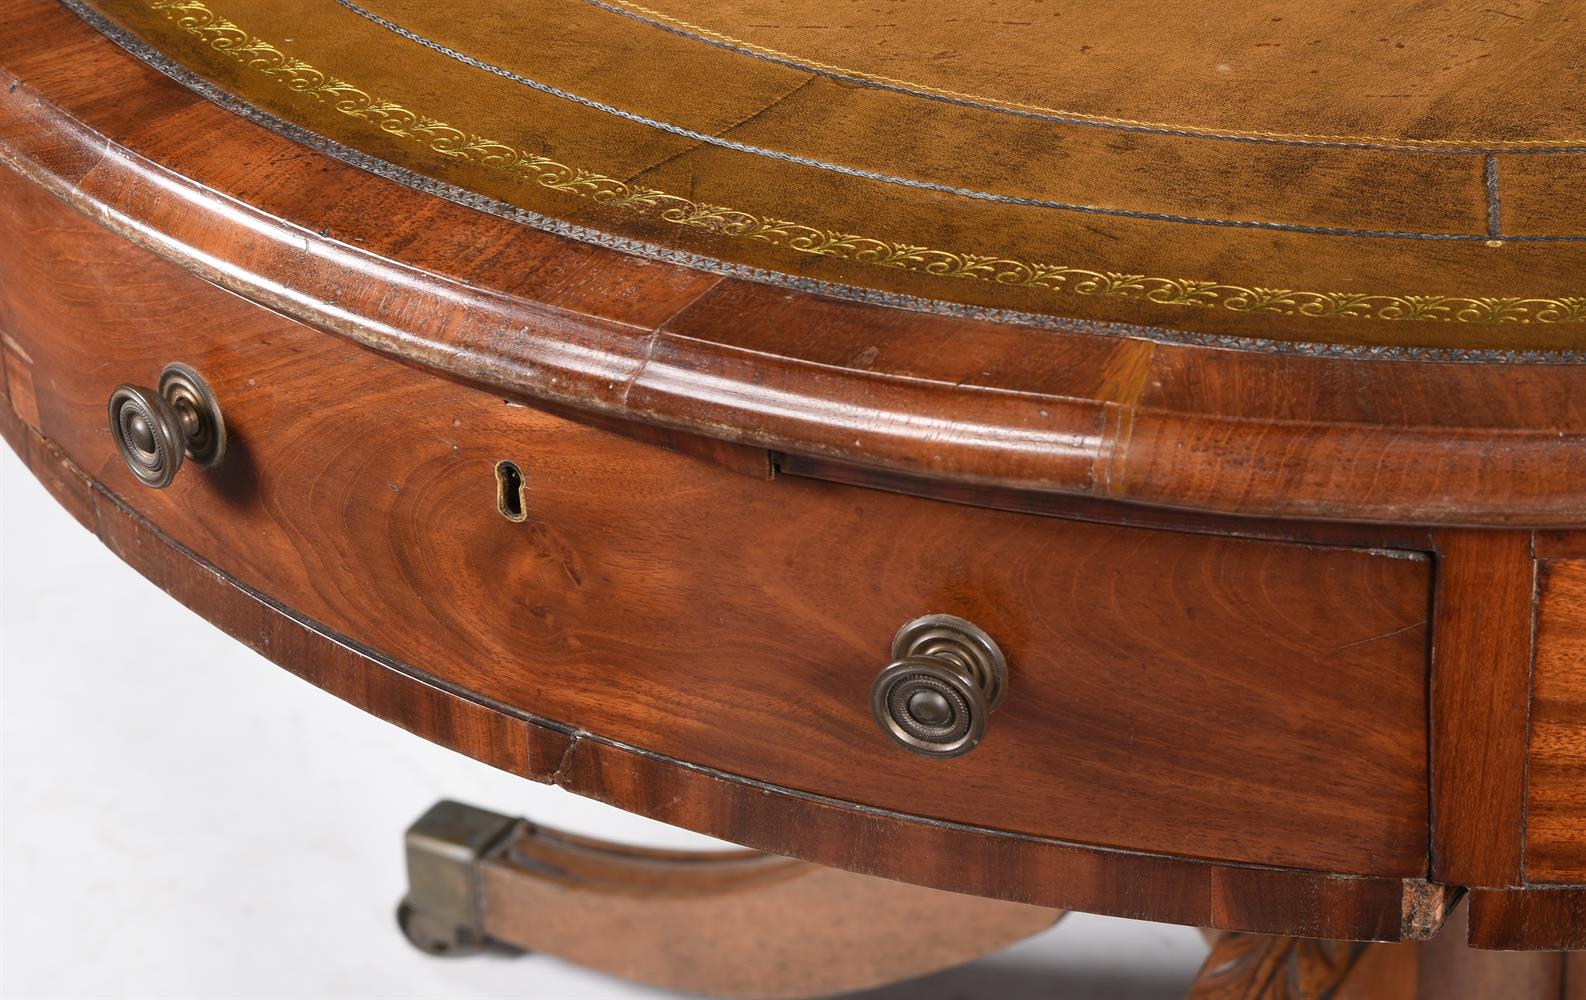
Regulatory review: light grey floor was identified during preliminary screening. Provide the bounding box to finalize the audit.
[0,448,1207,999]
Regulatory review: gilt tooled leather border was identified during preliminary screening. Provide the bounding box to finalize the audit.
[58,0,1586,361]
[329,0,1581,247]
[131,2,1586,321]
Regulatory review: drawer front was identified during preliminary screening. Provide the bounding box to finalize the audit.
[1,175,1431,876]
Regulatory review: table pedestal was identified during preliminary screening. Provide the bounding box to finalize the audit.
[397,801,1578,1000]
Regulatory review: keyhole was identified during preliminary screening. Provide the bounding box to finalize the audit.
[495,460,528,522]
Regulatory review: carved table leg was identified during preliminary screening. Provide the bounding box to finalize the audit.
[395,800,1063,999]
[1188,901,1569,1000]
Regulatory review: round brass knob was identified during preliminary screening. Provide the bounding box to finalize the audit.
[870,614,1008,759]
[108,363,226,488]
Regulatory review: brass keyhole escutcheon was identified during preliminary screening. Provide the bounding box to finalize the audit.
[495,460,528,522]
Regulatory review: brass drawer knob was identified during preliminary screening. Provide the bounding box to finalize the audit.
[107,363,226,489]
[870,614,1008,759]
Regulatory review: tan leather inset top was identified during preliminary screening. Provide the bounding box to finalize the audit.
[71,0,1586,352]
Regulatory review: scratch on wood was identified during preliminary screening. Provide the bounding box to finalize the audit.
[549,731,583,786]
[1093,339,1157,495]
[1332,619,1426,653]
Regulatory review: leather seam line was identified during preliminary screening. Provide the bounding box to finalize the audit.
[333,0,1582,244]
[55,0,1586,353]
[582,0,1586,154]
[1486,155,1503,240]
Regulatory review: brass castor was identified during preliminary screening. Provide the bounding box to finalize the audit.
[394,897,488,958]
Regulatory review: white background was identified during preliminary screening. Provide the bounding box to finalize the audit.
[1,448,1206,998]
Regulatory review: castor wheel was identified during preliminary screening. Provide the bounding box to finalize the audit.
[395,897,487,958]
[396,801,521,959]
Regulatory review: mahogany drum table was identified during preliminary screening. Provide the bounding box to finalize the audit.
[3,1,1586,996]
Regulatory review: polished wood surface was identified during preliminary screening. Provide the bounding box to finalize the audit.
[1468,889,1586,952]
[1429,529,1536,888]
[0,169,1433,877]
[0,411,1437,943]
[0,0,1584,526]
[4,0,1586,971]
[1529,557,1586,883]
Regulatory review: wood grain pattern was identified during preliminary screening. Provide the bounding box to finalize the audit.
[1467,888,1586,951]
[0,0,1584,525]
[1190,902,1571,998]
[777,452,1435,552]
[1526,557,1586,882]
[8,0,1586,958]
[0,170,1434,876]
[1536,532,1586,561]
[550,731,1442,941]
[1187,935,1376,999]
[0,410,1435,941]
[1430,529,1537,888]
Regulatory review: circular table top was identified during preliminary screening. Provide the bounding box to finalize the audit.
[8,0,1585,526]
[71,0,1586,356]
